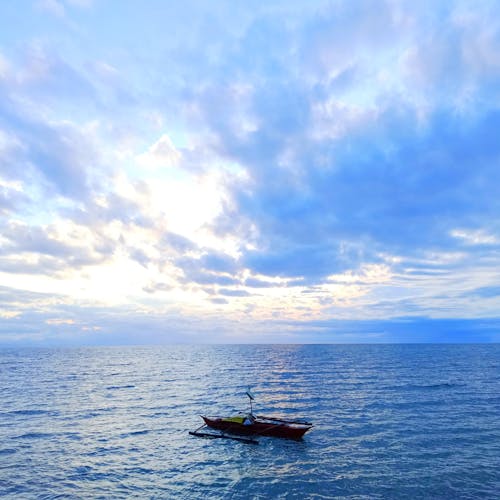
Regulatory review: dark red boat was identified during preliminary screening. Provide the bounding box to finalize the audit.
[201,414,312,440]
[189,389,313,443]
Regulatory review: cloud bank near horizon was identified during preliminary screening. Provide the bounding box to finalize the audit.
[1,0,500,344]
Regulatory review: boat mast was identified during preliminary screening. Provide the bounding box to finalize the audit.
[246,388,254,415]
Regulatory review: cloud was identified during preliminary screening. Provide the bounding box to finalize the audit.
[160,232,197,254]
[177,264,240,287]
[0,180,29,214]
[211,106,500,282]
[217,288,250,297]
[37,0,66,18]
[185,3,500,288]
[0,53,100,201]
[0,286,279,345]
[280,316,500,343]
[36,0,93,19]
[243,276,280,288]
[136,134,181,169]
[0,220,111,276]
[1,0,500,344]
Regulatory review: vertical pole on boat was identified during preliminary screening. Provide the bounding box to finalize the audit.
[246,388,255,415]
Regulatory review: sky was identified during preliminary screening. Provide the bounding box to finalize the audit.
[1,0,500,345]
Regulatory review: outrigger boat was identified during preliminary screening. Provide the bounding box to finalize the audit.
[189,389,313,444]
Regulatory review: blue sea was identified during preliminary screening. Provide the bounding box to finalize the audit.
[0,344,499,499]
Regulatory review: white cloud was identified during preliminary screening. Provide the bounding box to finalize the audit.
[451,228,498,245]
[136,134,182,170]
[37,0,66,18]
[45,318,75,325]
[0,310,21,319]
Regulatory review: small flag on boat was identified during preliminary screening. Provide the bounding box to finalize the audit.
[246,388,255,400]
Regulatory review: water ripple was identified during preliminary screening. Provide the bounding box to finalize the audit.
[0,344,498,498]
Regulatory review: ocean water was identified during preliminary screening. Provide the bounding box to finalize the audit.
[0,344,499,499]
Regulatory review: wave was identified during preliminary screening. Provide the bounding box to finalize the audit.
[14,432,54,440]
[4,409,53,416]
[385,382,465,391]
[0,448,17,455]
[120,429,150,438]
[1,344,498,499]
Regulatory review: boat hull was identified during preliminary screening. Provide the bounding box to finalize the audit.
[202,416,311,440]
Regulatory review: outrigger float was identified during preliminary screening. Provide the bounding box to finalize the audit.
[189,389,313,445]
